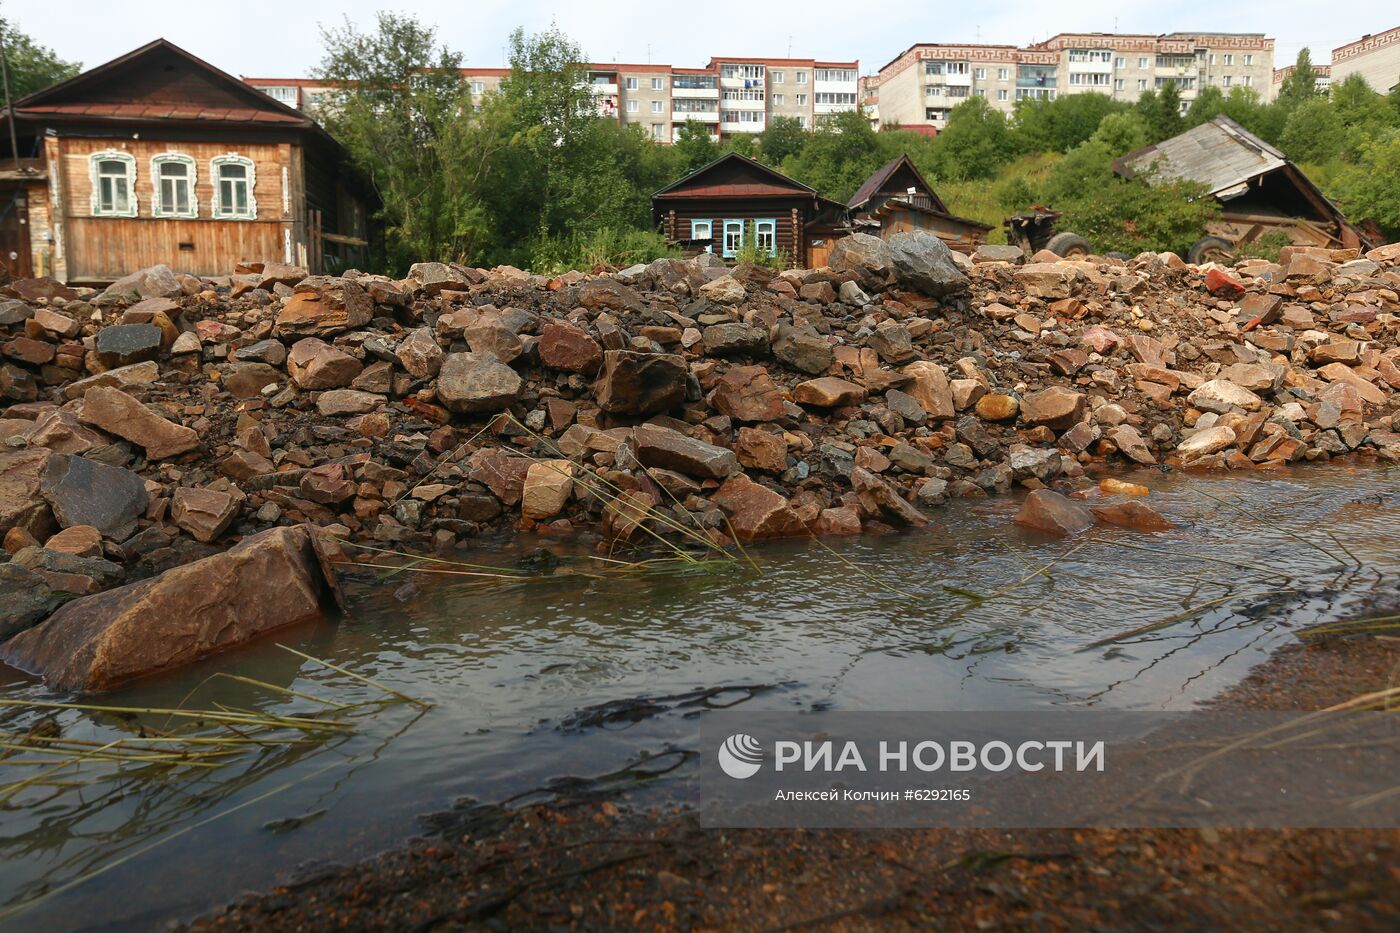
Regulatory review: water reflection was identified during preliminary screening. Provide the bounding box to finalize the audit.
[1,464,1397,930]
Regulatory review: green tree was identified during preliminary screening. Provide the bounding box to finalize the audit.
[315,12,473,270]
[1331,128,1400,238]
[931,96,1014,180]
[757,115,808,165]
[1185,85,1226,127]
[1090,111,1151,156]
[0,17,79,99]
[778,109,882,201]
[1011,92,1128,153]
[1151,81,1185,140]
[1277,48,1323,108]
[673,120,722,172]
[1280,97,1343,163]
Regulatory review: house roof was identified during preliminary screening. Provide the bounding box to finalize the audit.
[653,152,817,200]
[847,154,948,213]
[1111,116,1289,200]
[7,38,318,130]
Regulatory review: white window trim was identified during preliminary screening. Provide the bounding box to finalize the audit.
[722,219,744,258]
[754,218,776,256]
[89,149,137,217]
[150,152,198,218]
[626,99,639,112]
[210,153,257,220]
[690,219,713,250]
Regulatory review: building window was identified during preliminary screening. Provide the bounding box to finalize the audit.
[258,85,298,107]
[1115,57,1125,69]
[975,88,986,97]
[1223,75,1232,87]
[1069,72,1110,86]
[151,153,196,218]
[796,115,807,127]
[1243,75,1253,87]
[772,93,784,105]
[772,71,783,84]
[625,77,638,90]
[626,99,639,112]
[1244,54,1253,66]
[796,71,807,84]
[690,219,712,247]
[795,93,807,105]
[1224,54,1233,66]
[1114,78,1124,91]
[722,220,744,257]
[211,154,256,220]
[651,100,663,113]
[90,150,136,217]
[974,67,986,79]
[651,123,664,138]
[997,89,1008,101]
[471,81,484,94]
[651,77,663,90]
[754,219,776,256]
[998,68,1009,80]
[926,85,944,97]
[1208,54,1216,65]
[815,92,857,105]
[1138,57,1149,69]
[946,62,969,75]
[1137,78,1147,90]
[814,68,856,82]
[1068,49,1111,63]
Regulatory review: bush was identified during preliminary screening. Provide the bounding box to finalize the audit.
[527,228,678,275]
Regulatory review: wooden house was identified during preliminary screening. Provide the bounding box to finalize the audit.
[847,155,991,253]
[0,39,372,284]
[652,153,847,268]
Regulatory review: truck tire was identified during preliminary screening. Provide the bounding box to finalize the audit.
[1187,236,1235,265]
[1045,231,1091,258]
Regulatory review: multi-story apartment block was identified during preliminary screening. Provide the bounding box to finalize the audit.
[248,56,859,145]
[1330,26,1400,93]
[876,32,1274,132]
[1271,63,1332,95]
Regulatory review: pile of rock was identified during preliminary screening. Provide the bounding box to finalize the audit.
[1,233,1398,650]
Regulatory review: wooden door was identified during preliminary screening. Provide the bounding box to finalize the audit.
[0,188,32,281]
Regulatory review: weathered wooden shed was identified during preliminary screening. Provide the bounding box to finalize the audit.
[652,153,845,268]
[847,155,991,254]
[0,38,372,284]
[1112,116,1373,261]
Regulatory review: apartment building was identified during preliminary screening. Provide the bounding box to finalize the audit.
[1271,63,1332,95]
[249,57,859,144]
[876,32,1275,132]
[1331,25,1400,93]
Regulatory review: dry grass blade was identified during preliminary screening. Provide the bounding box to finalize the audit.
[275,644,432,709]
[0,740,124,804]
[1190,486,1351,567]
[1079,591,1252,650]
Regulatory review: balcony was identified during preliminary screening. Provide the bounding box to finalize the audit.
[814,100,856,114]
[671,85,719,99]
[943,70,973,86]
[588,82,619,96]
[720,75,764,90]
[814,78,856,94]
[672,109,719,122]
[1017,74,1056,88]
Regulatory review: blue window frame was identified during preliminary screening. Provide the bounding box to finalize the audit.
[690,219,713,252]
[754,218,777,256]
[722,219,744,257]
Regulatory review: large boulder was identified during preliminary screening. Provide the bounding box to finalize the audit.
[886,230,970,298]
[901,361,955,420]
[1020,386,1088,431]
[593,350,687,417]
[437,352,523,414]
[39,454,148,539]
[710,365,785,422]
[171,487,240,543]
[712,474,806,540]
[287,338,363,390]
[538,321,603,374]
[0,525,342,691]
[95,324,163,368]
[521,460,576,520]
[100,264,182,302]
[1014,489,1094,537]
[77,386,199,460]
[633,423,739,480]
[396,327,444,379]
[828,233,895,289]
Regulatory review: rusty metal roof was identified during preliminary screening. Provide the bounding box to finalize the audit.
[17,101,304,123]
[655,181,809,199]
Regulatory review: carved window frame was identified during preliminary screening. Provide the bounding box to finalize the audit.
[211,153,257,220]
[90,150,137,217]
[151,152,198,218]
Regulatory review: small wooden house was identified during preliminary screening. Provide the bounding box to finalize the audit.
[0,39,372,284]
[847,155,991,253]
[652,153,846,268]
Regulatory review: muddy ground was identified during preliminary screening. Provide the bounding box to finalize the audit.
[185,628,1400,932]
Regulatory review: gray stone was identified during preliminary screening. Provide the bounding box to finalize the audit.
[633,423,739,479]
[233,339,287,366]
[773,325,834,375]
[885,389,927,423]
[95,324,163,367]
[702,322,768,357]
[0,564,62,640]
[886,230,970,298]
[39,454,149,539]
[828,233,895,288]
[436,352,523,414]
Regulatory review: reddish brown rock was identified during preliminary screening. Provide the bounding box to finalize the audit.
[712,474,806,540]
[793,377,866,408]
[850,467,927,526]
[0,449,56,541]
[287,338,363,391]
[44,525,103,558]
[1091,500,1175,532]
[467,450,531,506]
[77,386,199,460]
[539,321,603,374]
[901,361,955,420]
[172,487,241,543]
[735,427,788,472]
[711,365,785,422]
[299,463,355,505]
[1204,268,1245,298]
[1020,386,1087,430]
[593,350,688,417]
[633,423,738,479]
[0,525,341,692]
[521,460,575,520]
[273,281,372,338]
[1014,489,1094,536]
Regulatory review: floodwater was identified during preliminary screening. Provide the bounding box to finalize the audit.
[1,464,1397,930]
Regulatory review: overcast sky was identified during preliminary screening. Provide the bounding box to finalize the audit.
[12,1,1398,78]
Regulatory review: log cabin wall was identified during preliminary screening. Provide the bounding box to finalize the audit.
[51,136,292,282]
[661,197,808,266]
